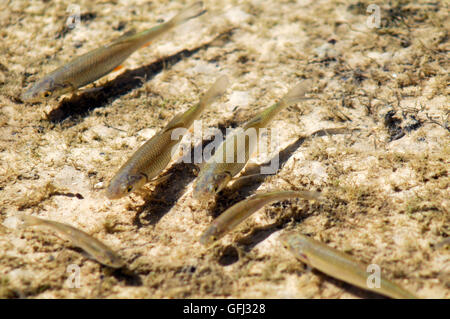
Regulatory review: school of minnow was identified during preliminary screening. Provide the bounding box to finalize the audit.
[279,232,418,299]
[193,80,312,202]
[105,75,228,199]
[10,1,432,299]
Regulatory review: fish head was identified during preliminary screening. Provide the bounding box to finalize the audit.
[22,77,72,102]
[199,224,221,246]
[193,170,232,201]
[279,232,309,263]
[105,173,147,200]
[99,250,125,268]
[212,171,233,194]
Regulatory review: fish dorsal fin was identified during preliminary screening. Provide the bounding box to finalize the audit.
[243,114,263,129]
[110,29,137,45]
[161,112,190,133]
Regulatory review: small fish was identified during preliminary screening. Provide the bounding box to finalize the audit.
[279,232,418,299]
[106,75,229,199]
[22,2,205,102]
[193,80,312,201]
[200,190,321,246]
[18,214,125,268]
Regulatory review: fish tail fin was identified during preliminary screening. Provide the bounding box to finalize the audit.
[17,214,42,227]
[199,75,229,107]
[169,2,205,27]
[281,79,313,105]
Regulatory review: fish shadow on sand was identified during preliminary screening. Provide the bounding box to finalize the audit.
[110,267,143,287]
[319,272,388,299]
[90,267,142,297]
[47,29,235,125]
[210,127,356,263]
[131,161,198,227]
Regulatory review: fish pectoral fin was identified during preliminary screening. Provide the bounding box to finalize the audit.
[240,162,261,175]
[142,41,152,48]
[67,246,95,262]
[54,81,76,93]
[113,65,125,72]
[75,248,91,259]
[230,173,268,190]
[150,173,172,185]
[78,86,104,94]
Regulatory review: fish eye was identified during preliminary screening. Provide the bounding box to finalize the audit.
[126,185,133,193]
[300,253,308,261]
[42,91,52,98]
[207,184,217,194]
